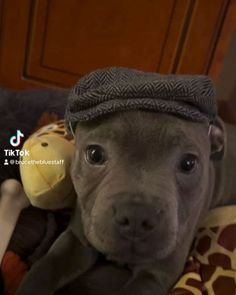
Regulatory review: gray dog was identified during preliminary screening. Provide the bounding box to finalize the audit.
[16,68,236,295]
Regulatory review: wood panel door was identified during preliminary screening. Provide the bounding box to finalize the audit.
[0,0,234,90]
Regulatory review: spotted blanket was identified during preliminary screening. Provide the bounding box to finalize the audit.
[171,206,236,295]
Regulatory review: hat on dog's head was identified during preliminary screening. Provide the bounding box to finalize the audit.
[65,67,217,134]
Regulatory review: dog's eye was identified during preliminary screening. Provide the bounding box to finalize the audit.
[179,154,198,173]
[85,145,106,165]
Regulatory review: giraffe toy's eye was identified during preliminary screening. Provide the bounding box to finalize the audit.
[41,142,48,147]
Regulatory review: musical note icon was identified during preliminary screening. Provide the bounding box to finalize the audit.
[10,130,24,147]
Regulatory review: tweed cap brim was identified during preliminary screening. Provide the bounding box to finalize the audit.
[65,67,217,134]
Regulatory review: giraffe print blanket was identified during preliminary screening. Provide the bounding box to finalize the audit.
[170,206,236,295]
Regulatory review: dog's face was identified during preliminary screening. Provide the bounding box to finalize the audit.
[71,111,221,264]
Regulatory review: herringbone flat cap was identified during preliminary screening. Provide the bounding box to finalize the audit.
[65,67,217,133]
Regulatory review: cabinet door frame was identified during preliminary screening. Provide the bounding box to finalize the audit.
[0,0,235,90]
[0,0,56,89]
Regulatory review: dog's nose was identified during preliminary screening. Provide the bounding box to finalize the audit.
[113,202,158,239]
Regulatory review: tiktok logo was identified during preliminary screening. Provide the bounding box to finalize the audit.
[10,130,24,147]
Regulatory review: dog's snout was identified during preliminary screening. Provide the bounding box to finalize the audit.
[113,202,158,239]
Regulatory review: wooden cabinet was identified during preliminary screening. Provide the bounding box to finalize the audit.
[0,0,235,91]
[1,0,236,123]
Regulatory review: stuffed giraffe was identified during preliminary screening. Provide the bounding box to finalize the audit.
[171,206,236,295]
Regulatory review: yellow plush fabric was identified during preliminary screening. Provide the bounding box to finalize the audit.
[20,120,76,210]
[171,206,236,295]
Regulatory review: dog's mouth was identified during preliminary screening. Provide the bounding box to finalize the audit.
[105,242,176,265]
[91,231,178,265]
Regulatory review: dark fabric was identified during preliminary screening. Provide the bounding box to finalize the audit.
[7,207,54,261]
[65,67,217,133]
[2,209,72,295]
[7,207,72,265]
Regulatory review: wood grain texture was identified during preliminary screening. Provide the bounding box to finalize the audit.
[25,0,178,86]
[0,0,235,90]
[209,0,236,81]
[175,0,229,74]
[158,0,191,73]
[0,0,49,89]
[212,0,236,124]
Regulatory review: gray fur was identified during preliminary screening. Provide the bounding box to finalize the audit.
[17,111,236,295]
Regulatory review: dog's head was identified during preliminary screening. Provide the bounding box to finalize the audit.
[71,111,225,264]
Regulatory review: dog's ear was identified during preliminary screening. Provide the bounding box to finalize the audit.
[209,117,226,160]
